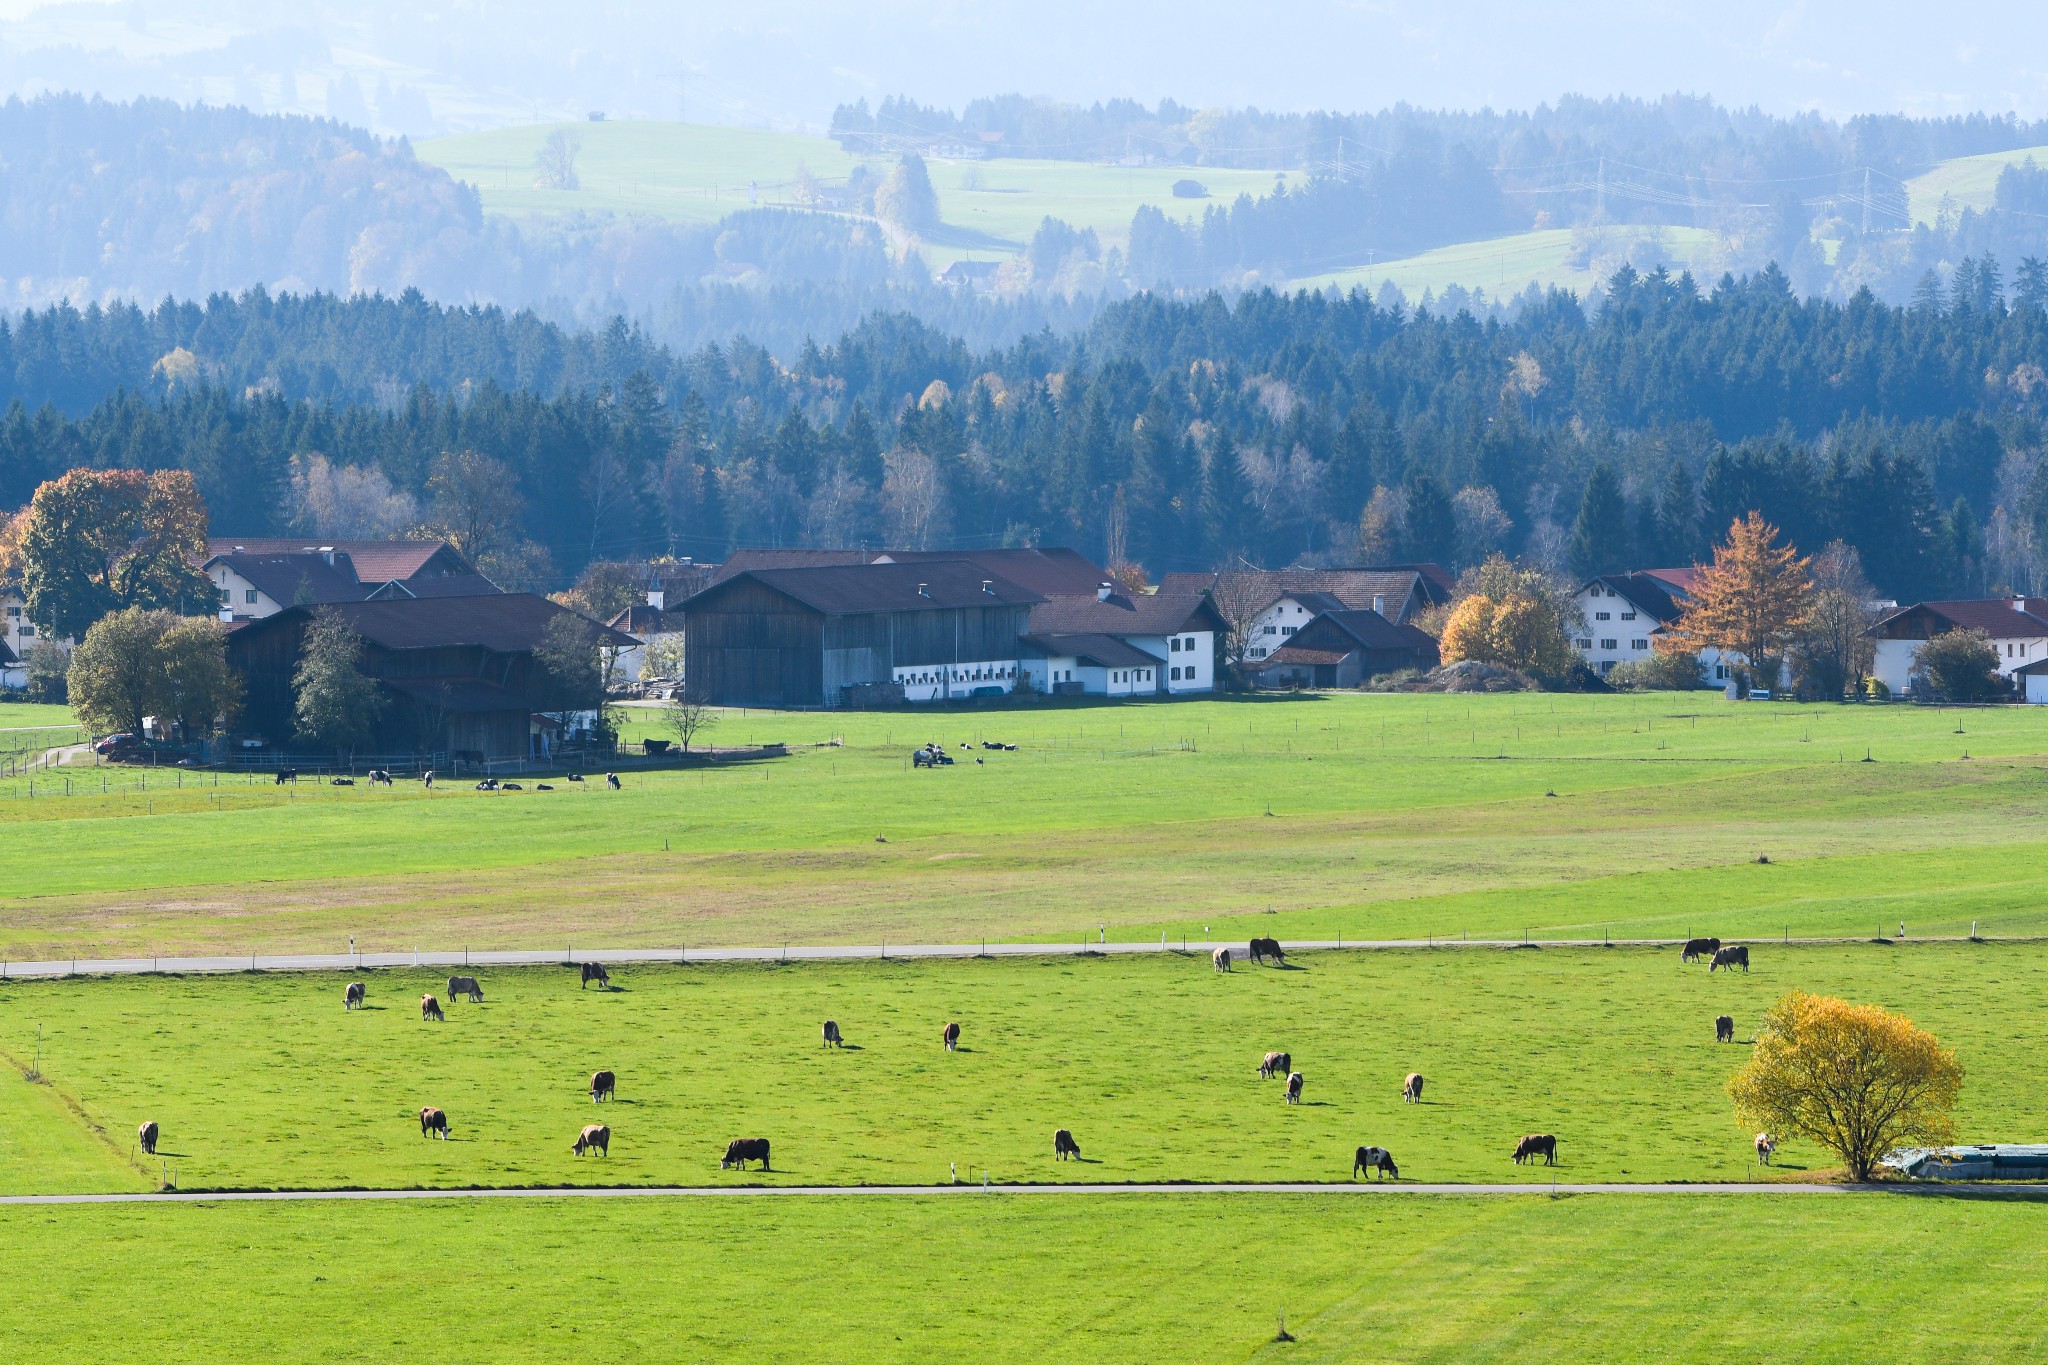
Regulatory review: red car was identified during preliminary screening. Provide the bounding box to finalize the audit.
[93,733,140,756]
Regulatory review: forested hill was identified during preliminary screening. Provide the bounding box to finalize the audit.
[5,267,2048,598]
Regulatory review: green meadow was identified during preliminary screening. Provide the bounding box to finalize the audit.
[1904,143,2048,225]
[1295,225,1721,300]
[0,942,2039,1194]
[4,694,2048,960]
[5,1192,2045,1362]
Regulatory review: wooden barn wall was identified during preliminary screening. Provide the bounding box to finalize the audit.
[684,582,825,707]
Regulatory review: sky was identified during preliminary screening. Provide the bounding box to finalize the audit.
[0,0,2042,134]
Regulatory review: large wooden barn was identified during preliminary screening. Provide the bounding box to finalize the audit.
[680,562,1045,708]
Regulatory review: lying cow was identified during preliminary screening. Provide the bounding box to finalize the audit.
[1054,1128,1082,1161]
[1259,1051,1292,1080]
[138,1121,159,1156]
[420,994,444,1022]
[591,1070,616,1103]
[1284,1072,1305,1105]
[1710,945,1750,973]
[1512,1133,1558,1166]
[822,1020,844,1048]
[1353,1145,1398,1180]
[942,1021,961,1051]
[344,981,365,1011]
[580,961,610,990]
[574,1124,610,1157]
[1403,1072,1425,1103]
[330,777,355,787]
[1249,936,1286,966]
[722,1137,770,1170]
[1755,1132,1776,1165]
[420,1107,450,1139]
[1212,946,1232,973]
[1716,1015,1735,1043]
[446,975,483,1003]
[1681,937,1722,964]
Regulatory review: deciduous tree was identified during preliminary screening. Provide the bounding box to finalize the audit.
[20,468,212,638]
[1659,512,1812,685]
[1792,541,1877,699]
[67,607,170,737]
[665,685,718,755]
[292,609,382,758]
[1729,991,1963,1181]
[1912,627,2004,701]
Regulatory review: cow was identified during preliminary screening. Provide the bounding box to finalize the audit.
[942,1021,961,1051]
[138,1121,159,1156]
[420,994,444,1022]
[1512,1134,1558,1165]
[1249,936,1286,966]
[535,783,554,791]
[605,773,621,790]
[1403,1073,1425,1103]
[1710,945,1750,973]
[368,769,393,786]
[574,1124,611,1157]
[580,961,610,989]
[1212,946,1232,972]
[344,981,365,1011]
[1716,1015,1735,1043]
[1259,1051,1292,1080]
[422,770,435,789]
[822,1020,844,1048]
[474,779,498,792]
[591,1070,616,1103]
[566,773,585,783]
[274,769,297,785]
[1284,1072,1305,1105]
[1755,1132,1777,1165]
[446,975,483,1003]
[1353,1146,1398,1180]
[1054,1128,1082,1160]
[501,782,523,791]
[420,1107,450,1139]
[722,1137,770,1170]
[1681,937,1722,963]
[331,777,354,787]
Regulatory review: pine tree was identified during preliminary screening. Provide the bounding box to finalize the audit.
[1401,469,1455,565]
[1568,462,1629,578]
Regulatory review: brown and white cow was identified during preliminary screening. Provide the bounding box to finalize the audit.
[590,1070,616,1103]
[1259,1051,1292,1080]
[942,1021,961,1051]
[419,1107,450,1139]
[344,981,365,1010]
[574,1124,610,1156]
[420,994,444,1022]
[1212,946,1232,973]
[138,1121,159,1156]
[1403,1073,1425,1103]
[1755,1133,1776,1165]
[1284,1072,1305,1105]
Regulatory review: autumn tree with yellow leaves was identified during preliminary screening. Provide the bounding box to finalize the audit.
[1728,991,1963,1181]
[1436,554,1580,678]
[1658,512,1814,687]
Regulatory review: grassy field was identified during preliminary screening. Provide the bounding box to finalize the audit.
[0,942,2038,1194]
[4,694,2048,960]
[5,1192,2045,1361]
[1905,143,2048,225]
[1296,226,1722,300]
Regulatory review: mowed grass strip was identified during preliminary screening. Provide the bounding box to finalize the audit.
[2,944,2042,1195]
[6,695,2048,956]
[4,1192,2046,1362]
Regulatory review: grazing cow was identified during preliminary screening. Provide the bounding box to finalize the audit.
[419,1106,449,1139]
[344,981,365,1011]
[1259,1051,1292,1080]
[331,777,355,787]
[567,773,585,783]
[1512,1134,1559,1165]
[591,1070,616,1103]
[1284,1072,1305,1105]
[721,1137,771,1170]
[942,1021,961,1051]
[138,1121,159,1156]
[1710,945,1750,973]
[574,1124,611,1156]
[1054,1128,1082,1160]
[1403,1073,1425,1104]
[1212,946,1232,972]
[422,770,434,789]
[1716,1015,1735,1043]
[368,769,393,786]
[1681,937,1722,963]
[580,961,610,989]
[446,975,484,1003]
[420,994,444,1022]
[822,1020,843,1048]
[1755,1132,1776,1165]
[1353,1145,1398,1180]
[274,769,297,785]
[605,773,621,790]
[1249,936,1286,966]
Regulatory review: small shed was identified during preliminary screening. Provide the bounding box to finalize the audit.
[1256,609,1439,688]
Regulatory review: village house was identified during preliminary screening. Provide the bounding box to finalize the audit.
[1571,569,1738,683]
[202,538,497,622]
[1254,608,1440,688]
[1161,566,1453,663]
[1867,598,2048,697]
[1,588,47,684]
[1019,580,1223,696]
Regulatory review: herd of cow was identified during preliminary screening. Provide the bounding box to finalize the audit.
[271,769,624,791]
[127,935,1775,1180]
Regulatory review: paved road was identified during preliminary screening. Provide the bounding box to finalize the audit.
[0,1181,1899,1206]
[0,934,1983,980]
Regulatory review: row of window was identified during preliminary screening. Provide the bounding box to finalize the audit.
[900,665,1017,687]
[1590,610,1637,622]
[1167,635,1199,651]
[1577,638,1651,652]
[1112,669,1154,685]
[1259,624,1297,636]
[217,588,260,605]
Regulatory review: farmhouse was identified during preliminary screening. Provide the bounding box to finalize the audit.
[226,594,633,760]
[1572,569,1737,683]
[1021,581,1223,696]
[1161,566,1452,663]
[203,538,497,622]
[1254,608,1440,687]
[1868,598,2048,696]
[681,561,1044,708]
[2,588,50,672]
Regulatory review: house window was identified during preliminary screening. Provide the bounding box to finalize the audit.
[1183,636,1195,650]
[1171,666,1181,680]
[1576,638,1592,649]
[18,625,32,638]
[1262,625,1277,635]
[1600,639,1618,650]
[1281,626,1296,635]
[218,589,230,604]
[1595,611,1611,621]
[1620,612,1636,621]
[1170,637,1181,652]
[4,605,17,617]
[245,589,259,605]
[1632,639,1649,651]
[1715,665,1728,680]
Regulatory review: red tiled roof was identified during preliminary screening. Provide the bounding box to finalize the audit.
[1262,645,1350,667]
[206,538,468,583]
[1871,599,2048,639]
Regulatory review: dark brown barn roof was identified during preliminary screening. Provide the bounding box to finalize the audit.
[1870,599,2048,639]
[1020,633,1161,668]
[1159,567,1442,623]
[1026,586,1223,638]
[238,594,633,654]
[608,603,676,634]
[712,549,873,581]
[875,548,1110,599]
[691,562,1045,615]
[207,538,472,583]
[213,552,366,606]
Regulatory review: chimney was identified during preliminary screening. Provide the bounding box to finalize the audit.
[1372,594,1385,616]
[982,579,994,595]
[2016,596,2029,613]
[1097,581,1113,602]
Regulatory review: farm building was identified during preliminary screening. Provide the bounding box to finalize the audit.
[1868,598,2048,696]
[680,561,1045,708]
[226,595,634,761]
[1020,582,1224,696]
[203,538,498,623]
[1571,569,1743,683]
[1254,609,1440,687]
[1161,565,1452,664]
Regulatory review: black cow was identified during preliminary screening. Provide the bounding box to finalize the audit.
[1681,937,1722,963]
[605,773,622,790]
[942,1021,961,1051]
[580,961,610,989]
[1512,1134,1558,1165]
[1710,945,1750,973]
[1716,1015,1735,1043]
[138,1121,159,1156]
[420,1107,450,1139]
[1054,1128,1082,1160]
[591,1070,616,1103]
[722,1137,770,1170]
[822,1020,844,1048]
[1352,1145,1398,1179]
[331,777,355,787]
[1249,936,1286,966]
[274,769,297,785]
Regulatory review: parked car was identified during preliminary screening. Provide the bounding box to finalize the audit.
[93,733,139,755]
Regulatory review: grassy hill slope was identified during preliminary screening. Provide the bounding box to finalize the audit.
[1904,143,2048,225]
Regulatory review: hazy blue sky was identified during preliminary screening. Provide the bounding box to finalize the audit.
[0,0,2040,132]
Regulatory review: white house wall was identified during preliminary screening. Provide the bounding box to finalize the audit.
[1875,632,2048,695]
[891,658,1022,702]
[208,566,282,619]
[1160,629,1214,692]
[1243,598,1316,663]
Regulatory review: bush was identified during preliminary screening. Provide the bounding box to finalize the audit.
[1171,179,1209,199]
[1861,676,1890,701]
[1606,651,1707,691]
[1913,628,2005,701]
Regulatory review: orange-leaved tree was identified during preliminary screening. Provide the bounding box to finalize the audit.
[1728,991,1963,1181]
[1658,512,1812,684]
[19,467,211,639]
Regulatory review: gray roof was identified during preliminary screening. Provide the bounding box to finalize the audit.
[1159,567,1444,624]
[691,561,1045,615]
[1026,586,1223,638]
[1021,633,1162,668]
[233,594,634,654]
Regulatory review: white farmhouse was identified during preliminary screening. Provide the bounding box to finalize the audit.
[1019,581,1224,697]
[1572,569,1739,683]
[1868,598,2048,697]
